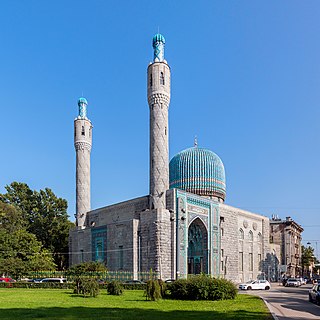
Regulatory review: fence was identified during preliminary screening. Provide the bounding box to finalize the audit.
[26,270,159,282]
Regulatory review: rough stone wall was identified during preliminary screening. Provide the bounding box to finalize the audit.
[74,118,92,228]
[219,205,238,282]
[139,208,173,280]
[70,197,149,270]
[220,204,270,283]
[147,61,171,210]
[69,227,92,266]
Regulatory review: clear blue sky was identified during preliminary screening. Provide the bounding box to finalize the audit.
[1,1,319,256]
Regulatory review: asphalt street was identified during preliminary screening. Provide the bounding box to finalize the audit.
[241,283,320,320]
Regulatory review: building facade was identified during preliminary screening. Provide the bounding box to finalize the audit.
[270,216,304,278]
[69,34,301,283]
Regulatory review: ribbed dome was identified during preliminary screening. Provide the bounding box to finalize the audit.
[152,33,165,46]
[169,147,226,201]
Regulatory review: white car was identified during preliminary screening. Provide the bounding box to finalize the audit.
[239,280,271,290]
[285,278,300,287]
[40,278,67,283]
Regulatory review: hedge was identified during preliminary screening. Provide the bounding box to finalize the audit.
[167,275,237,301]
[0,281,147,290]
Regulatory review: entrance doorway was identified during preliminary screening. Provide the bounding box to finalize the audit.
[187,218,208,274]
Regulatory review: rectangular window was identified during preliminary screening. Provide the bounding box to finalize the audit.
[80,249,84,263]
[160,72,165,85]
[81,126,85,136]
[221,249,224,274]
[239,252,243,271]
[119,246,123,270]
[258,254,262,264]
[249,253,253,271]
[95,238,104,262]
[221,227,224,237]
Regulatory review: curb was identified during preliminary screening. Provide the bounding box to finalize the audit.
[262,298,280,320]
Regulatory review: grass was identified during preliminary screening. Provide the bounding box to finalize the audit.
[0,288,273,319]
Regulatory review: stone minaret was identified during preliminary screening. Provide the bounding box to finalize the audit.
[147,34,171,210]
[74,97,92,228]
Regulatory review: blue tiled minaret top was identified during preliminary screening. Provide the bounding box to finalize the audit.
[78,97,88,119]
[152,33,165,62]
[169,147,226,201]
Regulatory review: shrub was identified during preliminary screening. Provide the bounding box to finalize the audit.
[168,275,237,301]
[77,277,100,298]
[145,279,162,301]
[107,281,123,295]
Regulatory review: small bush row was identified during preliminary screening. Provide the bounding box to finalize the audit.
[0,282,73,289]
[167,275,237,301]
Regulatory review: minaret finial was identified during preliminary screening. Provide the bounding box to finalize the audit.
[152,33,165,62]
[78,97,88,119]
[194,136,198,147]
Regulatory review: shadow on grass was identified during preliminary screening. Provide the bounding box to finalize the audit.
[1,306,273,320]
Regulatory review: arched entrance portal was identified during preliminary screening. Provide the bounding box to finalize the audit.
[188,218,208,274]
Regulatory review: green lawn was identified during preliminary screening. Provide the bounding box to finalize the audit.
[0,289,272,320]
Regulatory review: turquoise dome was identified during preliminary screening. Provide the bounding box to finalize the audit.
[78,97,88,106]
[152,33,165,47]
[169,147,226,201]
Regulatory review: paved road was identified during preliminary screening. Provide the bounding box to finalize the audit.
[242,283,320,320]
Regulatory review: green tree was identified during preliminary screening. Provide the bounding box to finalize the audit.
[0,228,56,279]
[301,245,319,277]
[0,182,73,270]
[0,202,25,233]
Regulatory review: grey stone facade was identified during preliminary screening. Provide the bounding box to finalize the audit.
[69,34,302,284]
[70,189,273,282]
[220,204,270,283]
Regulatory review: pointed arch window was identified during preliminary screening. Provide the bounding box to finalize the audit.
[257,232,262,243]
[239,228,244,240]
[248,230,253,242]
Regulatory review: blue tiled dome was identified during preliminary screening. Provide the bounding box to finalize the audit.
[169,147,226,201]
[78,97,88,106]
[152,33,165,47]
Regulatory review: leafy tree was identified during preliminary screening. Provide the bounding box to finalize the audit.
[0,182,73,270]
[0,229,56,279]
[302,245,320,277]
[0,202,25,233]
[301,245,315,269]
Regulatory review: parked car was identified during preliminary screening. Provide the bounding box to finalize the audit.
[124,280,145,284]
[309,283,320,305]
[29,278,44,283]
[239,280,271,290]
[285,278,300,287]
[0,277,15,283]
[164,279,175,283]
[40,278,66,283]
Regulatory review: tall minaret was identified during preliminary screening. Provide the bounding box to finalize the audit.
[74,97,93,228]
[147,34,171,210]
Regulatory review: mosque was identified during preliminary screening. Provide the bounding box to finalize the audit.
[69,34,297,283]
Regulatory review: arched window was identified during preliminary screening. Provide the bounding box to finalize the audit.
[160,72,165,85]
[81,126,85,136]
[239,228,244,240]
[257,232,262,243]
[248,230,253,241]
